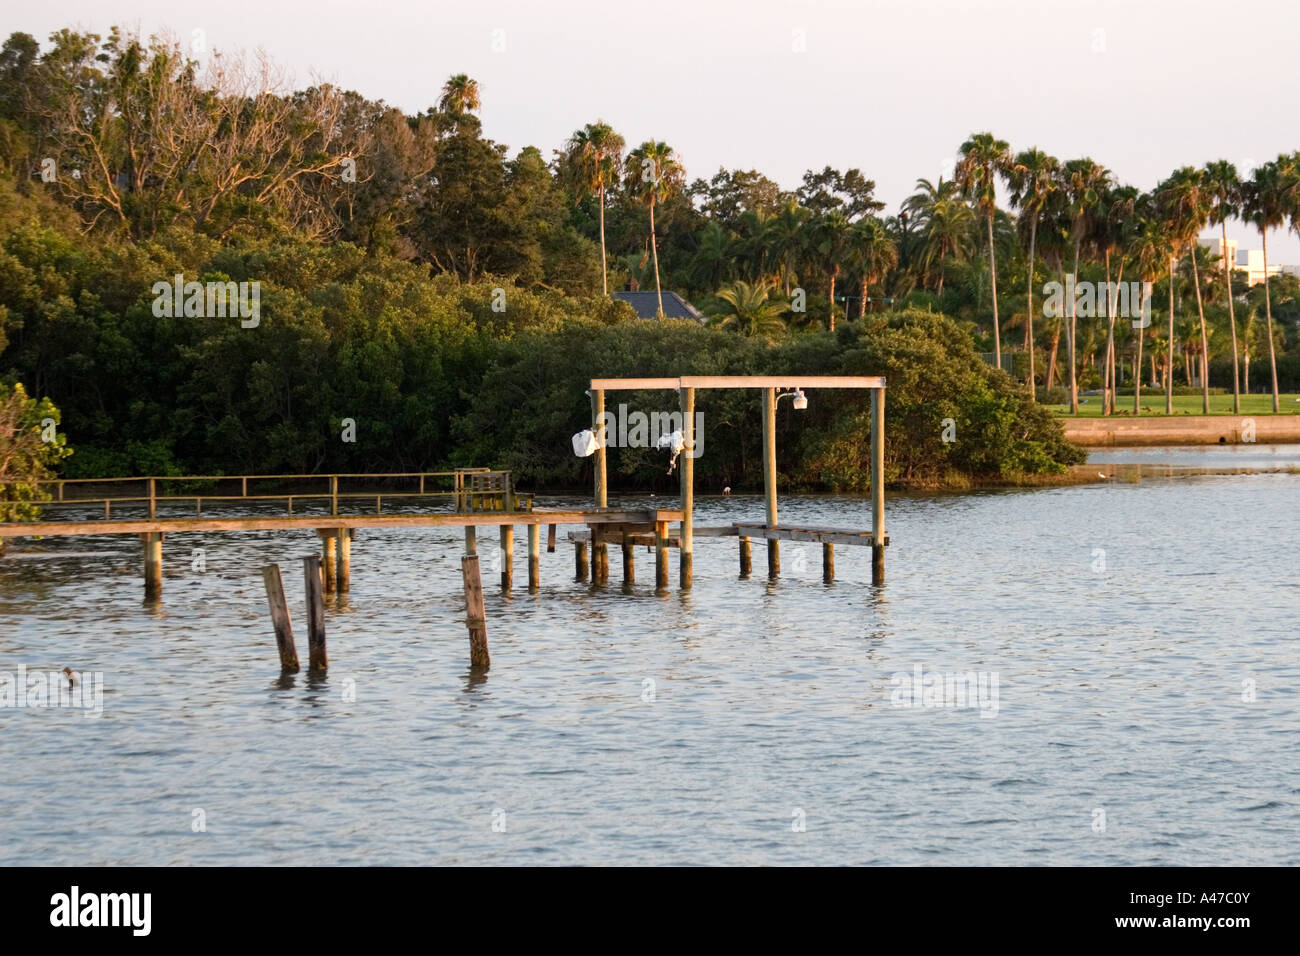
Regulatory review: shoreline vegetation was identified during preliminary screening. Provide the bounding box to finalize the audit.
[2,27,1299,507]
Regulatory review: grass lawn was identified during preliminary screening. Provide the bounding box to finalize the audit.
[1046,393,1300,417]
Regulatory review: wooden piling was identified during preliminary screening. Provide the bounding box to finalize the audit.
[739,536,752,578]
[465,525,477,555]
[762,387,779,578]
[261,564,300,672]
[302,554,327,670]
[528,523,540,591]
[655,520,669,591]
[546,523,556,553]
[142,532,163,600]
[575,540,589,581]
[592,387,608,588]
[338,528,350,592]
[871,386,886,586]
[499,524,514,590]
[460,554,490,670]
[622,532,635,585]
[823,542,835,583]
[679,385,695,590]
[320,531,338,594]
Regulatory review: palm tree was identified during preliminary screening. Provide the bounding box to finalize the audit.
[1128,198,1172,414]
[1007,148,1060,397]
[439,73,480,115]
[686,221,735,290]
[624,141,686,317]
[1096,185,1138,414]
[770,199,809,297]
[1240,159,1286,411]
[1204,160,1242,412]
[1061,158,1113,413]
[846,216,899,318]
[956,133,1012,367]
[1158,167,1214,412]
[562,121,625,296]
[903,178,975,295]
[709,280,788,342]
[811,209,852,330]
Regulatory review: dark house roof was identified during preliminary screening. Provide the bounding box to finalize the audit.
[613,291,704,321]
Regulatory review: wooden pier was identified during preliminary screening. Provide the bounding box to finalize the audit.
[2,376,889,608]
[0,469,680,599]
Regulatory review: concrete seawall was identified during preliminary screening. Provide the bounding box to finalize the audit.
[1062,415,1300,446]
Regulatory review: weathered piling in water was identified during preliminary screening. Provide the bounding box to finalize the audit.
[762,387,779,578]
[302,554,328,670]
[575,540,589,581]
[871,386,886,586]
[823,542,835,583]
[528,523,540,591]
[464,525,477,555]
[622,532,635,585]
[739,536,751,577]
[461,554,490,670]
[142,532,163,599]
[591,387,609,583]
[318,530,338,594]
[338,528,351,592]
[261,564,300,672]
[655,520,669,591]
[679,385,695,590]
[499,524,514,590]
[546,523,556,553]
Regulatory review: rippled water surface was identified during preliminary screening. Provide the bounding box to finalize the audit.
[2,457,1298,865]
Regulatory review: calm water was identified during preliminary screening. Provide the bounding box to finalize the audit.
[1,453,1297,865]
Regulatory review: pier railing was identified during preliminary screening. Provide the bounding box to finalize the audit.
[7,468,533,519]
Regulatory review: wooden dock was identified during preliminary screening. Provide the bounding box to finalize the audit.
[0,468,682,598]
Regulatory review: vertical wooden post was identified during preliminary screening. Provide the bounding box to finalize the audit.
[460,555,490,670]
[302,555,327,670]
[142,532,163,600]
[871,386,886,586]
[148,477,157,519]
[575,540,589,582]
[546,523,556,553]
[528,523,540,591]
[331,475,338,516]
[320,531,338,594]
[591,387,608,586]
[337,528,351,592]
[655,520,669,591]
[823,542,835,583]
[622,532,635,585]
[739,536,752,578]
[762,387,780,577]
[499,524,514,590]
[679,385,695,590]
[261,564,300,672]
[465,525,477,555]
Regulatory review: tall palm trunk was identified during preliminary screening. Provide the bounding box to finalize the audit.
[1068,239,1081,413]
[1166,256,1175,414]
[1025,218,1037,397]
[859,277,868,319]
[1262,231,1280,412]
[828,268,837,332]
[649,198,663,317]
[599,182,608,296]
[987,210,1001,368]
[1103,251,1116,415]
[1221,223,1239,412]
[1189,245,1209,412]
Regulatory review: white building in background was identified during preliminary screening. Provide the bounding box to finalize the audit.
[1200,237,1280,286]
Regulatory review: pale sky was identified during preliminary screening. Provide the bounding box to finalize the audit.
[12,0,1300,259]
